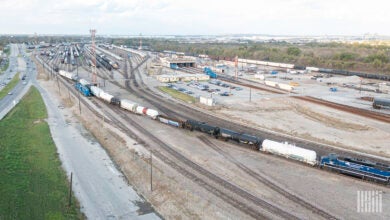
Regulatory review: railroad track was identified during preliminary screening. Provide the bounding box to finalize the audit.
[297,96,390,123]
[218,75,390,123]
[36,50,379,218]
[126,54,390,165]
[198,136,337,219]
[90,98,299,220]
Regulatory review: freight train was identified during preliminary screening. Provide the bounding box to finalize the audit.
[58,69,390,185]
[96,54,112,70]
[95,52,119,70]
[237,58,390,81]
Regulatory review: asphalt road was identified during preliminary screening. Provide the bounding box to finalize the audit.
[0,44,34,119]
[1,44,161,219]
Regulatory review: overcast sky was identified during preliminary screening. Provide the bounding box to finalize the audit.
[0,0,388,36]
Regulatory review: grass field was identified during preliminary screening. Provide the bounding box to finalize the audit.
[0,87,83,219]
[0,72,20,99]
[158,86,197,103]
[1,60,9,74]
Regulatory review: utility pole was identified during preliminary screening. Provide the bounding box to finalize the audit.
[76,57,79,77]
[90,29,97,85]
[78,89,81,114]
[234,55,238,80]
[139,33,142,50]
[34,32,38,55]
[56,76,60,93]
[150,151,153,192]
[68,172,73,207]
[249,87,252,102]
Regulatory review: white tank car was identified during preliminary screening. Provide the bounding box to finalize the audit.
[79,79,90,86]
[306,67,320,72]
[120,99,138,113]
[59,70,77,81]
[99,91,114,103]
[136,106,147,115]
[90,86,103,97]
[146,109,159,119]
[261,139,317,166]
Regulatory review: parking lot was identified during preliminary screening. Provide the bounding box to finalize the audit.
[165,79,272,105]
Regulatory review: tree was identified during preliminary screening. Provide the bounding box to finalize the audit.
[287,47,301,56]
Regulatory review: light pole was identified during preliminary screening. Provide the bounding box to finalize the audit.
[150,150,153,192]
[249,87,252,102]
[76,58,79,77]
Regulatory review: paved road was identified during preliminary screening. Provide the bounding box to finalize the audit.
[0,44,34,119]
[1,44,161,219]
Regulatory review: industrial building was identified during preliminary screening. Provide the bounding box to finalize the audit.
[161,57,196,69]
[155,73,209,82]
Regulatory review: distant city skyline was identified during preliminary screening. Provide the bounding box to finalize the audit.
[0,0,389,36]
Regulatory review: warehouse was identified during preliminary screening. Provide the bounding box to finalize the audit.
[161,57,196,69]
[155,73,209,82]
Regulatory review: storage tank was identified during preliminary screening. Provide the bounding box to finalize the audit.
[261,139,317,165]
[90,86,103,97]
[146,109,159,119]
[120,99,138,113]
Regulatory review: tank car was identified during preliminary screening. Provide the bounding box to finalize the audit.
[261,139,317,166]
[59,70,78,81]
[120,99,138,113]
[185,120,220,136]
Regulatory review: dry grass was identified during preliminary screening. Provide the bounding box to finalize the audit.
[293,104,370,131]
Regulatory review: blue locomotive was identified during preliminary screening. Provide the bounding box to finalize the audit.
[75,82,91,96]
[320,154,390,184]
[204,67,218,79]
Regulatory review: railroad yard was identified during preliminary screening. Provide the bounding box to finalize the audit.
[33,42,390,219]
